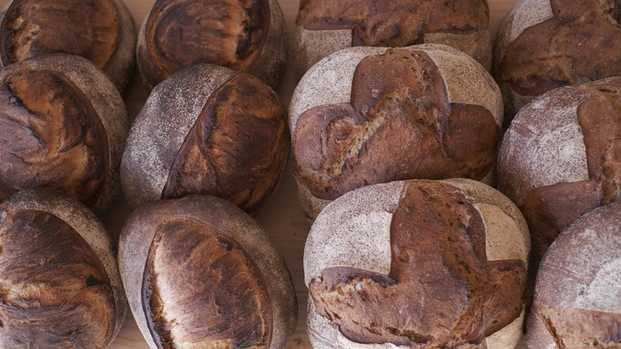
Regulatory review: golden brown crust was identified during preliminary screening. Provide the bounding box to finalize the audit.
[495,0,621,118]
[142,217,272,349]
[0,61,109,208]
[0,206,116,348]
[308,181,525,347]
[0,0,135,91]
[293,48,499,201]
[297,0,488,47]
[161,73,289,214]
[118,195,297,349]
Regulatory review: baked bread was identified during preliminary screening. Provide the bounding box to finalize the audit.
[118,194,297,349]
[497,76,621,263]
[136,0,287,90]
[494,0,621,122]
[0,188,127,348]
[304,178,530,349]
[0,0,136,92]
[0,54,128,213]
[290,44,503,219]
[525,201,621,348]
[294,0,491,78]
[121,63,289,214]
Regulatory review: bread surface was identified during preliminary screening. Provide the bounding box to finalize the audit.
[304,178,530,349]
[290,44,502,219]
[0,54,128,212]
[118,194,297,349]
[0,188,127,348]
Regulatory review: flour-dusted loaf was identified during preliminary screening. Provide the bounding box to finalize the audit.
[498,76,621,262]
[0,188,127,348]
[290,44,503,219]
[0,0,136,92]
[136,0,287,91]
[0,54,128,213]
[119,194,297,349]
[121,64,289,214]
[526,201,621,348]
[304,178,530,349]
[494,0,621,122]
[294,0,491,78]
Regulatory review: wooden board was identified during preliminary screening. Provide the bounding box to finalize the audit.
[0,0,524,348]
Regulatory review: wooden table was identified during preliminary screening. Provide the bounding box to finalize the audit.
[0,0,524,347]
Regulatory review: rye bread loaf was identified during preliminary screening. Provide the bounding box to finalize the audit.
[304,178,530,349]
[525,201,621,348]
[494,0,621,122]
[290,44,503,219]
[118,194,297,349]
[294,0,491,78]
[0,188,127,348]
[121,64,289,214]
[497,76,621,262]
[0,0,136,92]
[0,54,128,213]
[136,0,287,91]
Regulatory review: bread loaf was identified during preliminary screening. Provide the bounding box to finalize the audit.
[294,0,491,78]
[0,0,136,92]
[525,201,621,348]
[497,76,621,262]
[0,54,128,213]
[0,188,127,348]
[290,44,503,219]
[121,64,289,214]
[136,0,287,90]
[304,178,530,349]
[118,194,297,349]
[494,0,621,121]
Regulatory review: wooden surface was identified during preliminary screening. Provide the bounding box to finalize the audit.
[0,0,524,348]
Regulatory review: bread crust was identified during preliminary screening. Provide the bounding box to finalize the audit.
[525,201,621,348]
[0,0,136,92]
[121,64,289,214]
[293,0,491,78]
[118,195,297,349]
[290,44,502,219]
[0,54,128,212]
[304,178,529,349]
[136,0,287,91]
[0,188,127,348]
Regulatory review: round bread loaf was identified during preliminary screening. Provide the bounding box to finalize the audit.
[136,0,287,91]
[0,0,136,92]
[294,0,491,78]
[493,0,621,122]
[0,188,127,348]
[118,194,298,349]
[497,76,621,262]
[525,201,621,348]
[304,178,530,349]
[0,54,128,213]
[290,44,503,219]
[121,64,289,214]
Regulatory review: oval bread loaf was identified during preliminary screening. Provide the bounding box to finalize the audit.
[290,44,503,219]
[494,0,621,121]
[294,0,492,77]
[497,76,621,262]
[136,0,287,90]
[0,188,127,348]
[304,178,530,349]
[0,54,128,213]
[526,201,621,348]
[118,194,298,349]
[121,63,289,214]
[0,0,136,92]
